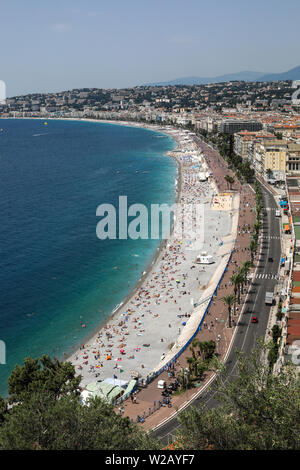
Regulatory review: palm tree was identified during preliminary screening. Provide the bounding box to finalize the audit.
[189,338,199,359]
[254,220,262,235]
[177,368,190,388]
[242,260,251,274]
[228,176,235,189]
[196,361,207,380]
[225,174,235,190]
[231,273,242,309]
[239,261,251,295]
[238,268,247,296]
[224,174,230,189]
[222,294,236,328]
[256,200,262,217]
[186,356,196,376]
[266,168,273,179]
[249,239,257,264]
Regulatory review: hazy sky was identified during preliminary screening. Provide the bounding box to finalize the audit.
[1,0,300,96]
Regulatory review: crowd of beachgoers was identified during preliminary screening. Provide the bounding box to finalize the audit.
[70,126,232,388]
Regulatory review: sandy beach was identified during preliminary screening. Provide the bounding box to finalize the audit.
[68,124,233,388]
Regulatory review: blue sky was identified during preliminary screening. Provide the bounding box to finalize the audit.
[1,0,300,96]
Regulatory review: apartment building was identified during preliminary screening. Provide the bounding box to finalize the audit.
[254,140,288,180]
[218,119,263,134]
[286,144,300,174]
[234,130,274,159]
[234,131,257,159]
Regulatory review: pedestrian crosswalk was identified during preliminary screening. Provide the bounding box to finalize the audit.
[260,235,281,240]
[253,273,280,280]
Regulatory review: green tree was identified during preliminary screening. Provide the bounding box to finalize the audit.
[198,341,216,361]
[177,342,300,450]
[0,397,7,425]
[196,361,207,380]
[224,174,235,190]
[238,261,251,296]
[271,324,282,343]
[0,392,158,450]
[0,356,158,450]
[222,294,236,328]
[254,220,262,235]
[187,356,197,376]
[231,272,243,305]
[8,355,81,404]
[249,239,258,264]
[189,338,200,359]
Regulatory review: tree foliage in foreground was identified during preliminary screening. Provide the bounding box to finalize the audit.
[7,355,82,404]
[177,342,300,450]
[1,344,299,450]
[0,393,157,450]
[0,355,158,450]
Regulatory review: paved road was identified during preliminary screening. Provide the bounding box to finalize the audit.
[155,182,282,445]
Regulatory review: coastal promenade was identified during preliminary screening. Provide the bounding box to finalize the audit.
[64,120,255,432]
[119,135,256,428]
[70,126,232,390]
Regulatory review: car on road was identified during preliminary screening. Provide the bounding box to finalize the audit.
[268,257,273,262]
[251,316,258,323]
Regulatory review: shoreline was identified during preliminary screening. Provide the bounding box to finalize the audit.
[3,116,185,366]
[2,117,233,389]
[1,116,183,362]
[67,152,183,363]
[64,120,232,388]
[66,120,183,362]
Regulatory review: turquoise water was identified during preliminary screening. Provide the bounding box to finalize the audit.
[0,119,177,396]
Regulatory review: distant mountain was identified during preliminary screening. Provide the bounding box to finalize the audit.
[144,66,300,86]
[257,66,300,83]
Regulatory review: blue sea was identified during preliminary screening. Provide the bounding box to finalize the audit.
[0,119,177,396]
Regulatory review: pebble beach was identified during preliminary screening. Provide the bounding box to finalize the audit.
[69,125,232,388]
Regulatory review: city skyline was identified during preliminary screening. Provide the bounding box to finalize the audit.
[1,0,300,96]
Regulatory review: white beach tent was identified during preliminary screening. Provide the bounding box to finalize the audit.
[103,377,128,389]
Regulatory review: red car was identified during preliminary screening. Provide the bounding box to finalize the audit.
[251,316,258,323]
